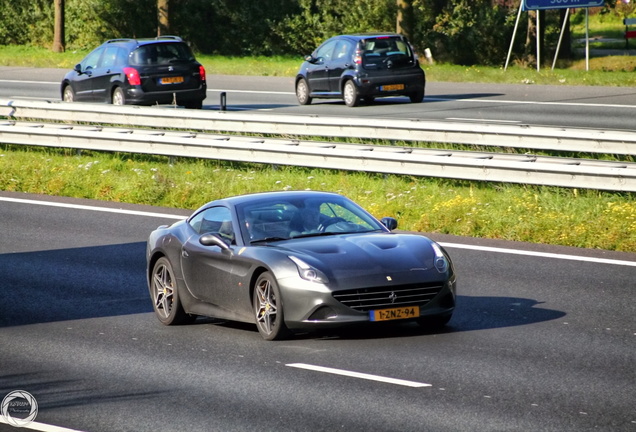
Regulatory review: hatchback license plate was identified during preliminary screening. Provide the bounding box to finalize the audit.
[160,76,184,85]
[370,305,419,322]
[380,84,404,91]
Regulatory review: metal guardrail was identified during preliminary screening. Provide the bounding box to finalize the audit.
[0,99,635,192]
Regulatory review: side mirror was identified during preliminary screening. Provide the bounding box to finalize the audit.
[74,64,82,74]
[304,54,315,63]
[380,217,398,231]
[199,233,232,253]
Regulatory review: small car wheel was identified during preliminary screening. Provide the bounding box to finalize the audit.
[296,78,312,105]
[112,87,126,105]
[409,90,424,103]
[151,257,194,325]
[253,272,290,340]
[62,85,74,103]
[343,80,360,107]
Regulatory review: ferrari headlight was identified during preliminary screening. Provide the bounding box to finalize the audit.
[431,242,449,273]
[288,256,329,284]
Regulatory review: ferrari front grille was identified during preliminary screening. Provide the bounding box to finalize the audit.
[333,283,444,312]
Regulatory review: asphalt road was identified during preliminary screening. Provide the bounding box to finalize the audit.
[0,191,634,432]
[1,66,636,131]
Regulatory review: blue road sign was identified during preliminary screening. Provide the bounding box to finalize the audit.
[523,0,605,10]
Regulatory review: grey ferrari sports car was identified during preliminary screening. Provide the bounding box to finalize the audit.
[146,191,456,340]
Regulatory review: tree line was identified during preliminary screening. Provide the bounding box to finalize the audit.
[0,0,626,66]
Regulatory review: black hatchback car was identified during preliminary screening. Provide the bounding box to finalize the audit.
[61,36,206,109]
[295,33,425,107]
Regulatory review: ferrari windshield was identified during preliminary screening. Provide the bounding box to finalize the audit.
[237,195,386,243]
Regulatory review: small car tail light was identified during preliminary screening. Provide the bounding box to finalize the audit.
[199,65,206,82]
[123,67,141,86]
[354,48,362,65]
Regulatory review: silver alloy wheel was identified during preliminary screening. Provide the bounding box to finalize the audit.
[255,277,278,336]
[63,86,74,102]
[152,261,174,320]
[112,87,125,105]
[343,80,359,107]
[254,272,289,340]
[296,78,312,105]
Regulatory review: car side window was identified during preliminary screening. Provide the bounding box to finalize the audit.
[333,40,353,62]
[81,47,103,71]
[100,46,125,69]
[314,40,337,64]
[189,207,235,244]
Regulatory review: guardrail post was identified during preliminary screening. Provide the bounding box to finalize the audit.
[220,92,226,111]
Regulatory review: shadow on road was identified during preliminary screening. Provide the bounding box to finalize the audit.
[0,242,151,328]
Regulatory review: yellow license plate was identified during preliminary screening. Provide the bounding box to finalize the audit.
[160,76,184,84]
[380,84,404,91]
[370,305,419,322]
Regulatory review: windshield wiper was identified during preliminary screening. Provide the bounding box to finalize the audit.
[250,236,288,244]
[290,231,342,239]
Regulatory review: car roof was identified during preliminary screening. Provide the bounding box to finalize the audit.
[194,191,347,213]
[332,33,404,41]
[101,36,185,49]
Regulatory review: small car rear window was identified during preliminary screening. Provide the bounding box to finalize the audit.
[130,43,195,66]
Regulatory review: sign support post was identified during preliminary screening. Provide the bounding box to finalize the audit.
[505,0,605,72]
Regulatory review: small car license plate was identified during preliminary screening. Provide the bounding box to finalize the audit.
[370,305,419,321]
[380,84,405,91]
[160,76,184,84]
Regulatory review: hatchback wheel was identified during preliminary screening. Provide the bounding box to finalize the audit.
[409,90,424,103]
[62,85,74,103]
[343,80,360,107]
[296,78,312,105]
[112,87,126,105]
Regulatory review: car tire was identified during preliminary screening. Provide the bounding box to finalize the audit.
[112,87,126,105]
[409,90,424,103]
[62,85,74,103]
[296,78,312,105]
[343,80,360,107]
[253,272,290,340]
[150,257,194,325]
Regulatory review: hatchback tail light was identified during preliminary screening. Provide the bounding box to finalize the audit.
[199,65,206,82]
[354,48,362,65]
[123,67,141,86]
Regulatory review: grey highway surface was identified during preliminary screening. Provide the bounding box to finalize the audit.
[0,191,634,432]
[1,66,636,131]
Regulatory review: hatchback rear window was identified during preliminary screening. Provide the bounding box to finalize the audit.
[359,37,415,69]
[130,43,195,66]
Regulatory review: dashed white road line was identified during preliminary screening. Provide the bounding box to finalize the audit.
[286,363,431,388]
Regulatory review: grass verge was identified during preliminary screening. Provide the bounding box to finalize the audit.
[1,145,634,252]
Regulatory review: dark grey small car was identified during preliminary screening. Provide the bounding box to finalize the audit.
[146,191,456,340]
[295,33,425,107]
[61,36,206,109]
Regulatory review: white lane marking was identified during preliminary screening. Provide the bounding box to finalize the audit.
[0,196,186,220]
[0,417,86,432]
[426,96,636,110]
[286,363,431,388]
[445,117,521,123]
[0,80,59,85]
[2,196,634,267]
[440,242,636,267]
[207,88,294,96]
